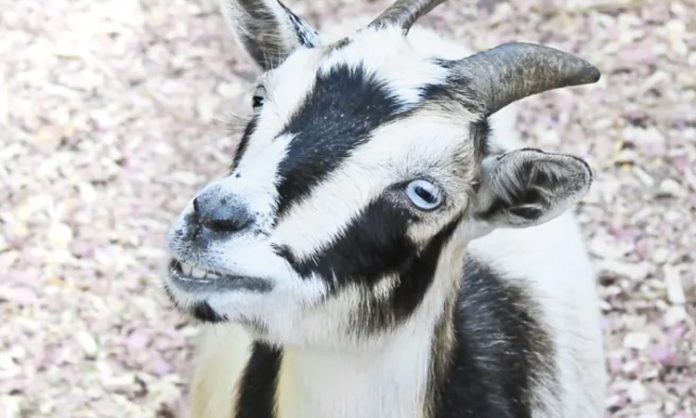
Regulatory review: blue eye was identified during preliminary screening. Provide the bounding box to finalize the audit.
[405,180,443,211]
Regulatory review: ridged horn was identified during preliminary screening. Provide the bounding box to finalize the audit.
[453,42,601,115]
[368,0,446,32]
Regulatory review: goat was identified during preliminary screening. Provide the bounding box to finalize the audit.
[163,0,606,417]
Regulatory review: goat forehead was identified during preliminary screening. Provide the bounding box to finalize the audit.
[319,28,450,102]
[274,64,408,216]
[267,42,454,214]
[258,27,450,132]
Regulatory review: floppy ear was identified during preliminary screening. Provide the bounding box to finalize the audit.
[220,0,321,70]
[471,148,592,229]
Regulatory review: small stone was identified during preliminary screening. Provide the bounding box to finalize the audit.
[48,222,74,248]
[599,260,651,281]
[664,306,688,326]
[664,266,686,305]
[76,332,98,357]
[0,251,19,271]
[652,248,669,264]
[656,178,685,198]
[0,395,21,418]
[624,332,651,350]
[627,380,648,403]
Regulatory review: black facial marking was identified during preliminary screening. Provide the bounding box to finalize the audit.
[276,194,462,331]
[275,65,407,216]
[358,215,462,331]
[429,258,557,418]
[232,116,257,171]
[276,196,417,290]
[235,342,282,418]
[192,301,226,323]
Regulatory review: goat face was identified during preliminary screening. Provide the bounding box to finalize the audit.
[165,0,599,347]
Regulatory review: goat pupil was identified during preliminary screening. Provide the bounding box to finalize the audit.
[415,186,435,203]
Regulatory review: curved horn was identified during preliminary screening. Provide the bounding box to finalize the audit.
[369,0,446,32]
[455,42,601,115]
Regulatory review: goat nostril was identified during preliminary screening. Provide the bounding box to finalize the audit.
[203,217,250,233]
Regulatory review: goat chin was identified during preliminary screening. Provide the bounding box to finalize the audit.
[179,24,604,418]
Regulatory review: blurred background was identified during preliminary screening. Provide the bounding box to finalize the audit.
[1,0,694,416]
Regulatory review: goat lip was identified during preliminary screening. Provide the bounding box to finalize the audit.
[167,259,273,293]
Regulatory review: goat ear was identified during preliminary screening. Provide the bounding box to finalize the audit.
[471,148,591,229]
[220,0,321,70]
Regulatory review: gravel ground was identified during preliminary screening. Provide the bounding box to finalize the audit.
[1,0,694,417]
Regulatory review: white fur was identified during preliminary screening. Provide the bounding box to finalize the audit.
[276,321,432,418]
[321,28,450,105]
[187,324,253,418]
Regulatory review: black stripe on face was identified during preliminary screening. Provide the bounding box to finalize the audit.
[275,194,462,331]
[359,215,462,331]
[277,196,417,290]
[231,116,257,172]
[430,258,556,418]
[275,64,407,216]
[235,342,282,418]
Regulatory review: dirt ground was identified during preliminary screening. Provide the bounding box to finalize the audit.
[1,0,694,417]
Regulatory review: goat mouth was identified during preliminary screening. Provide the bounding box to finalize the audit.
[168,259,273,293]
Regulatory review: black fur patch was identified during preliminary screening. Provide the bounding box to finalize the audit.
[235,342,282,418]
[232,116,257,171]
[191,301,226,323]
[276,196,415,287]
[429,258,556,418]
[276,195,462,331]
[275,65,406,216]
[359,215,462,331]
